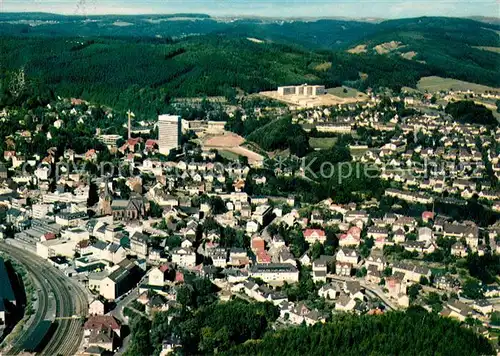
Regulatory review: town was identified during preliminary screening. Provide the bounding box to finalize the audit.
[0,81,499,355]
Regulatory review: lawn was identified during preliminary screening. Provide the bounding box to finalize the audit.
[327,86,368,99]
[309,137,337,150]
[218,150,241,161]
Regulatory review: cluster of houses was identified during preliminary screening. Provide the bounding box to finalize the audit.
[0,92,499,354]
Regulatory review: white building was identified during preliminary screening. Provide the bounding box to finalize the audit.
[158,115,181,155]
[36,239,76,259]
[171,247,196,268]
[277,84,326,97]
[249,263,299,284]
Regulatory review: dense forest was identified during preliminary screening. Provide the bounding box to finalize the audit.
[126,302,494,356]
[445,101,498,126]
[228,306,494,356]
[246,117,310,157]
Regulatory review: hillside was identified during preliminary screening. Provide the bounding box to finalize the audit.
[0,35,326,116]
[345,17,500,88]
[1,15,499,116]
[229,307,494,356]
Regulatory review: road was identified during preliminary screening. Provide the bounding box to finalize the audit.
[0,241,88,355]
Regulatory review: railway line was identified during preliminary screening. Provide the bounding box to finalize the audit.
[0,242,88,355]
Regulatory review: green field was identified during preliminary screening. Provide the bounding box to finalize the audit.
[417,76,500,93]
[218,150,241,161]
[309,137,338,150]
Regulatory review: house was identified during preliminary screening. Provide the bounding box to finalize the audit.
[89,299,106,316]
[299,252,311,267]
[336,248,359,265]
[393,228,406,243]
[472,299,493,315]
[344,210,369,224]
[209,248,228,268]
[385,272,407,298]
[367,227,388,240]
[443,300,472,322]
[251,235,265,253]
[365,250,387,271]
[366,265,382,284]
[148,265,174,287]
[335,293,357,312]
[99,259,142,300]
[418,227,433,242]
[318,282,343,300]
[312,255,334,282]
[434,275,459,291]
[130,232,149,257]
[338,226,361,247]
[303,229,326,244]
[451,242,468,257]
[443,222,479,248]
[84,315,121,351]
[335,262,353,277]
[392,262,431,283]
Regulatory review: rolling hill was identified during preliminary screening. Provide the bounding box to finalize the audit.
[0,14,498,117]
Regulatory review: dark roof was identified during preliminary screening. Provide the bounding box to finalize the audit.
[0,257,16,302]
[107,267,130,284]
[92,240,107,251]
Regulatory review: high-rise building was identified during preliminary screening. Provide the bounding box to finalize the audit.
[158,115,181,155]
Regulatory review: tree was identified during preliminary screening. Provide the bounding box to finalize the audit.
[407,284,421,303]
[125,316,153,356]
[461,278,484,299]
[310,241,324,260]
[419,276,429,285]
[149,201,163,218]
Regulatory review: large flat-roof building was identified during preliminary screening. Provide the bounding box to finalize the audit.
[277,84,326,97]
[158,115,181,155]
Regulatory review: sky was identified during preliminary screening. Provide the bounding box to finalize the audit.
[0,0,498,19]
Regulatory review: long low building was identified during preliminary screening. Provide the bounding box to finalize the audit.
[385,188,434,204]
[277,84,326,97]
[249,263,299,284]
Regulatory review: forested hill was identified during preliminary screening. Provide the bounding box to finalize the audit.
[228,307,494,356]
[0,35,327,116]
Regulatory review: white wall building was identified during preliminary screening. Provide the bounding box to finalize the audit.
[158,115,181,155]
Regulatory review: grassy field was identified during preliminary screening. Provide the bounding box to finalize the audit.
[417,76,500,93]
[327,86,368,99]
[349,146,369,157]
[309,137,338,150]
[218,150,241,161]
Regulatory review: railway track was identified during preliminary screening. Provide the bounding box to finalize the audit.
[0,242,87,355]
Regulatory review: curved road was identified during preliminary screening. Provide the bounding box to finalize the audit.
[0,242,88,355]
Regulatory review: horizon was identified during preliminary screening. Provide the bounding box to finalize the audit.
[1,0,499,19]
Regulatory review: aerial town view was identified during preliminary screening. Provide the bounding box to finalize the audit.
[0,0,499,355]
